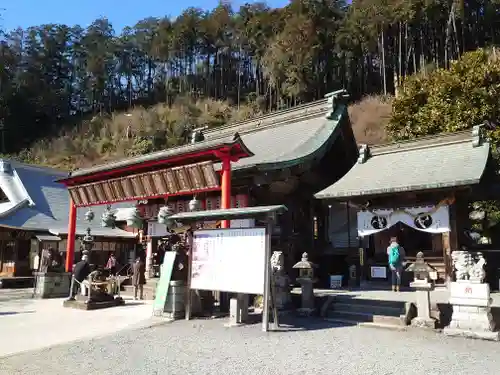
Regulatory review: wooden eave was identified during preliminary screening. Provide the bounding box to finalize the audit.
[68,161,221,207]
[57,133,253,186]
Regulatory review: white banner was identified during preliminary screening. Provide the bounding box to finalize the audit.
[357,205,450,237]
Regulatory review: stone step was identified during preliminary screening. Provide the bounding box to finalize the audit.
[326,310,406,326]
[333,296,406,310]
[324,317,408,331]
[121,284,157,300]
[333,302,404,317]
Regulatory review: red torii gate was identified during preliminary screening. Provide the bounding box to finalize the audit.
[57,133,253,272]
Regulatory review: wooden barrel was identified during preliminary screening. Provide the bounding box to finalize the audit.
[163,280,185,318]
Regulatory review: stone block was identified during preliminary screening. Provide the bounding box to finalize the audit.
[227,298,241,327]
[450,282,491,306]
[411,317,436,329]
[443,327,500,341]
[457,305,480,313]
[33,272,71,299]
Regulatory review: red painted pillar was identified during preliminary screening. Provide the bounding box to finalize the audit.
[221,157,231,228]
[65,199,77,272]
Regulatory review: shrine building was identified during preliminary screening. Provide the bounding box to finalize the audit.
[0,159,136,281]
[314,126,499,289]
[57,90,358,279]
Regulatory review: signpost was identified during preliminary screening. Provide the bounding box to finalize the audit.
[170,205,286,332]
[152,252,177,316]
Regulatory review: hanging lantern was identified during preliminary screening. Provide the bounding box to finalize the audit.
[101,206,116,228]
[84,209,95,222]
[126,207,143,229]
[158,205,174,227]
[189,196,202,212]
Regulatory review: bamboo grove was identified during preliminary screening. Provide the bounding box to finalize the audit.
[0,0,499,153]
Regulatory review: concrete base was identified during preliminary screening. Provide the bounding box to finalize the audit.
[443,327,500,341]
[33,272,71,299]
[63,297,125,310]
[411,316,437,329]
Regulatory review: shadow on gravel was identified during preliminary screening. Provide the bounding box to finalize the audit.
[273,315,356,332]
[0,310,36,316]
[120,301,149,307]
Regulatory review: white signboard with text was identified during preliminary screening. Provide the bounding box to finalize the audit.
[371,266,387,279]
[191,228,266,294]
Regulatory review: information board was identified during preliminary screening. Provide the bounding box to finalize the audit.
[191,228,266,294]
[152,252,177,316]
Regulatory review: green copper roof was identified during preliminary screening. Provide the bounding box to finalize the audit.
[170,205,287,222]
[205,90,349,172]
[315,127,490,200]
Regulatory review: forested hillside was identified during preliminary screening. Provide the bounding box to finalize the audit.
[0,0,499,167]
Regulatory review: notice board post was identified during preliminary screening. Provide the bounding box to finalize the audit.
[169,205,287,332]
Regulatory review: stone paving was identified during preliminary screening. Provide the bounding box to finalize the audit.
[1,315,500,375]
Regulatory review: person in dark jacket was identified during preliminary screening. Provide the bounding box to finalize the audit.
[132,257,146,300]
[69,255,91,299]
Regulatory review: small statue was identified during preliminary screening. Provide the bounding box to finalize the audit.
[270,251,291,310]
[39,248,53,273]
[468,252,486,283]
[451,250,473,281]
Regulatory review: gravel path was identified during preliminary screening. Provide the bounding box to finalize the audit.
[0,288,32,302]
[1,316,499,375]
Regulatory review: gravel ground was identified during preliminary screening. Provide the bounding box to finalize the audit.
[1,316,499,375]
[0,288,32,302]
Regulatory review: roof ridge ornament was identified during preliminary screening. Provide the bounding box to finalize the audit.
[324,89,349,119]
[357,144,370,164]
[472,125,483,148]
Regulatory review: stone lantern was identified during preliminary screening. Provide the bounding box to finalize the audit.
[81,227,94,257]
[81,209,95,258]
[293,252,317,316]
[405,251,437,328]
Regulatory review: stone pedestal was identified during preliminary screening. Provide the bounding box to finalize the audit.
[33,272,71,299]
[163,280,185,319]
[444,281,499,340]
[273,273,291,311]
[296,277,315,316]
[409,280,436,329]
[226,294,250,327]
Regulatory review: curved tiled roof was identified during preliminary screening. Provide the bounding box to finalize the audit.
[205,91,348,172]
[0,159,135,237]
[315,128,490,199]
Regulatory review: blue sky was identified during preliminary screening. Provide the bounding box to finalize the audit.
[2,0,290,32]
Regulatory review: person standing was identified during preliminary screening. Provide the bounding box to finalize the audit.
[69,255,91,299]
[105,253,117,275]
[387,236,405,292]
[132,257,146,300]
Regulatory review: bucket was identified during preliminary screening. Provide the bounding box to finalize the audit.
[329,275,343,289]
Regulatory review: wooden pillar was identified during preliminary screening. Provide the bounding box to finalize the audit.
[221,157,231,229]
[65,199,77,272]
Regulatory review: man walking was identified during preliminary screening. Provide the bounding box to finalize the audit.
[387,236,405,292]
